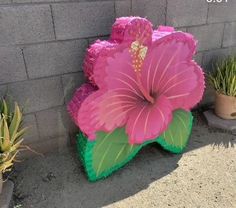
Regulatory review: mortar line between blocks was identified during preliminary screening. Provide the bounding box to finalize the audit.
[20,48,30,79]
[165,0,168,25]
[50,4,57,40]
[0,0,114,7]
[0,71,85,87]
[113,0,116,17]
[60,75,66,105]
[221,23,226,48]
[206,2,210,24]
[24,104,65,116]
[33,112,42,143]
[9,35,109,48]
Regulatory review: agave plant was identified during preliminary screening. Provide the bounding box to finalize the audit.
[208,56,236,97]
[0,99,27,174]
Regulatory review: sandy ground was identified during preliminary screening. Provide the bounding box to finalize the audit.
[10,119,236,208]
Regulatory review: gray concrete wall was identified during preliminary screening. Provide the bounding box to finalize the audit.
[0,0,236,154]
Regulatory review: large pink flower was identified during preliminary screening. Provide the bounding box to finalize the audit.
[76,29,204,144]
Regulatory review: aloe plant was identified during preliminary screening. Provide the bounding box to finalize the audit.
[208,56,236,97]
[0,99,27,173]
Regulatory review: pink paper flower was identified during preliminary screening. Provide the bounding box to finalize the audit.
[83,40,118,86]
[111,17,153,45]
[67,83,97,127]
[76,29,204,144]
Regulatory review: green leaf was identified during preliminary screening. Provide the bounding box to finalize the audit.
[9,103,22,142]
[76,109,193,181]
[77,129,149,182]
[157,109,193,153]
[93,129,145,177]
[2,100,8,118]
[1,117,11,152]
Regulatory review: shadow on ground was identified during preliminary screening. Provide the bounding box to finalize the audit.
[10,114,236,208]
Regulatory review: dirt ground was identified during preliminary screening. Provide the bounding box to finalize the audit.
[10,118,236,208]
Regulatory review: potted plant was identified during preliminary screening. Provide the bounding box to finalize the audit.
[0,98,27,194]
[208,56,236,119]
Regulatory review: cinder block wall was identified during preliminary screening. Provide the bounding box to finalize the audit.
[0,0,236,154]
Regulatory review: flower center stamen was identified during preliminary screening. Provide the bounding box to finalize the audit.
[129,41,154,104]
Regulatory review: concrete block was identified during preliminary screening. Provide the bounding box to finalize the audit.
[223,22,236,47]
[7,77,64,114]
[0,85,7,97]
[0,180,14,208]
[62,72,85,103]
[13,0,54,2]
[0,5,54,45]
[194,52,203,66]
[202,47,236,72]
[204,109,236,134]
[208,1,236,23]
[131,0,166,27]
[36,106,69,140]
[23,39,87,79]
[188,24,224,51]
[167,0,208,27]
[13,0,79,2]
[19,136,69,159]
[115,0,131,17]
[52,2,115,40]
[0,0,11,3]
[23,114,40,145]
[60,105,79,134]
[199,85,215,106]
[35,105,78,147]
[0,47,27,84]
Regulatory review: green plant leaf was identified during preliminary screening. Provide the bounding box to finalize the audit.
[157,109,193,153]
[9,103,22,142]
[2,100,8,118]
[1,117,11,152]
[0,99,26,174]
[76,109,193,182]
[207,56,236,96]
[77,129,148,181]
[92,129,146,177]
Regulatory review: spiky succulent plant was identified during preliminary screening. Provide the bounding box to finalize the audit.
[208,56,236,97]
[0,99,27,173]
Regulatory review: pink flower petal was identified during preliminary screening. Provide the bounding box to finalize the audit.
[77,89,137,140]
[158,61,204,110]
[67,83,97,127]
[97,44,145,99]
[126,95,173,144]
[157,25,175,32]
[141,32,197,94]
[172,61,205,110]
[83,40,118,86]
[111,17,153,45]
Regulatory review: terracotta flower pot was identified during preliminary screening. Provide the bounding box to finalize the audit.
[215,92,236,119]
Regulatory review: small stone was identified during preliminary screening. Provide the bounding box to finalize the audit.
[42,172,56,182]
